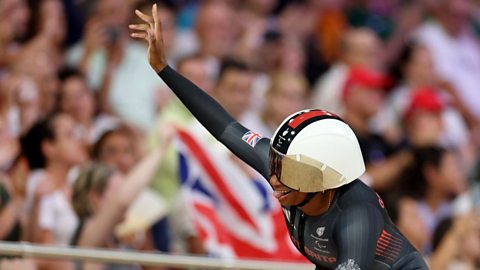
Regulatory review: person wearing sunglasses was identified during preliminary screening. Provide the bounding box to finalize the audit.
[129,5,428,270]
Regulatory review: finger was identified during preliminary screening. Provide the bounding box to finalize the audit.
[152,4,162,41]
[128,24,149,31]
[135,9,153,24]
[130,32,148,40]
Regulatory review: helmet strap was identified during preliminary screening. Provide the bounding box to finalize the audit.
[295,192,316,208]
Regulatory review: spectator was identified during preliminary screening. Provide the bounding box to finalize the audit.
[26,0,67,69]
[415,0,480,121]
[20,114,87,242]
[0,155,28,241]
[429,214,480,269]
[92,126,137,175]
[383,42,474,155]
[172,0,237,77]
[342,67,410,190]
[213,59,255,121]
[402,88,446,147]
[242,71,309,137]
[0,75,41,136]
[311,27,382,115]
[305,0,348,83]
[384,194,430,253]
[72,129,170,270]
[57,68,119,144]
[149,54,213,203]
[66,0,165,132]
[0,0,30,69]
[400,146,467,254]
[20,113,88,269]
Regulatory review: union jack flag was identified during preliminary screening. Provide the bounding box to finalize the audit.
[242,130,262,147]
[174,125,306,262]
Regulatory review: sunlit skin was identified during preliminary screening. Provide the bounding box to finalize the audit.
[269,174,307,206]
[269,174,336,216]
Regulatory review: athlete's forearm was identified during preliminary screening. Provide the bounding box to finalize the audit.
[157,65,235,139]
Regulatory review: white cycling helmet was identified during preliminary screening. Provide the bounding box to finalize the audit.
[269,109,365,192]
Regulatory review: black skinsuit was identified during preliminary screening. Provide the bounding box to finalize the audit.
[157,66,429,270]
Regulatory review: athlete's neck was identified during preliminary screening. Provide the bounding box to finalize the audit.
[300,189,336,216]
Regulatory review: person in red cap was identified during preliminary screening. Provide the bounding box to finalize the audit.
[341,67,412,191]
[403,88,445,147]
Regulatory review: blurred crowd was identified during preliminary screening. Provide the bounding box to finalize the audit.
[1,0,480,269]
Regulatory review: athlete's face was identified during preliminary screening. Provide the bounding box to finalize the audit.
[269,174,307,206]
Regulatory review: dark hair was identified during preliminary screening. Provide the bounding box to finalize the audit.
[388,41,419,85]
[20,114,61,169]
[218,58,252,81]
[432,217,454,252]
[58,67,85,83]
[382,192,402,224]
[400,145,447,199]
[55,67,90,114]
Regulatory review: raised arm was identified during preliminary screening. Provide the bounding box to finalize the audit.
[129,5,270,179]
[78,140,168,247]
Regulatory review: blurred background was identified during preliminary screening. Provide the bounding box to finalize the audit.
[0,0,480,269]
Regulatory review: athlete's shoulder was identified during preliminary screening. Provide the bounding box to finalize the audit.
[335,180,385,210]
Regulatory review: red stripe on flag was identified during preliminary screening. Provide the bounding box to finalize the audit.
[194,201,308,262]
[193,202,232,245]
[177,129,258,232]
[288,110,330,128]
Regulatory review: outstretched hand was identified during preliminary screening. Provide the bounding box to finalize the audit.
[129,4,167,73]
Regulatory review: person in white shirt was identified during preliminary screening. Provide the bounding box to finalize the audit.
[414,0,480,121]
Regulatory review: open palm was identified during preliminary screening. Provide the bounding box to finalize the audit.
[129,4,167,73]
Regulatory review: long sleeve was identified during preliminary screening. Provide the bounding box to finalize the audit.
[157,66,271,179]
[333,203,383,270]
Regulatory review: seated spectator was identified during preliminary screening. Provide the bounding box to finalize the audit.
[242,71,309,138]
[57,68,119,144]
[342,67,411,190]
[171,0,237,76]
[400,146,468,254]
[384,194,429,253]
[0,108,21,171]
[0,155,29,242]
[148,54,213,204]
[415,0,480,122]
[0,155,36,270]
[21,113,88,243]
[382,42,474,161]
[311,27,382,115]
[403,88,446,147]
[66,0,165,131]
[91,126,137,175]
[0,0,30,69]
[0,75,41,137]
[20,113,88,269]
[72,130,171,270]
[429,214,480,269]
